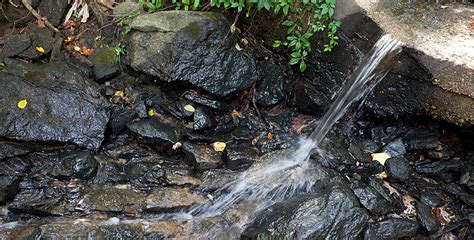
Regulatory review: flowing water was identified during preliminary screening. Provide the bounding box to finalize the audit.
[0,35,401,237]
[180,34,402,224]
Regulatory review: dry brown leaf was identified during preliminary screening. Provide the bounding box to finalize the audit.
[37,18,46,28]
[81,48,94,56]
[371,152,391,165]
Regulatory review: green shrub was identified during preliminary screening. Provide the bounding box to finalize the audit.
[138,0,340,72]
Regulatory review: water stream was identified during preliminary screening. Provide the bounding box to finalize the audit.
[177,34,402,222]
[0,34,402,237]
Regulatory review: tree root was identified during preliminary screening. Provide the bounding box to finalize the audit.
[21,0,60,33]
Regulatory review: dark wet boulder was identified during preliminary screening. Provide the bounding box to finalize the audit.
[1,23,54,60]
[352,183,393,215]
[459,166,474,187]
[37,0,69,27]
[182,142,223,170]
[256,63,288,107]
[109,105,135,134]
[0,63,110,149]
[403,128,438,150]
[28,150,97,181]
[385,157,411,182]
[223,143,259,170]
[364,218,419,239]
[0,140,33,160]
[89,47,120,83]
[38,223,144,239]
[9,187,69,216]
[242,182,369,239]
[193,107,216,131]
[127,118,179,145]
[416,201,440,233]
[382,138,406,158]
[414,160,464,182]
[126,11,257,98]
[294,81,330,116]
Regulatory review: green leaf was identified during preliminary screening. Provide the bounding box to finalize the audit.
[257,0,264,10]
[289,58,299,65]
[282,19,294,27]
[283,5,289,15]
[263,0,271,11]
[193,0,200,9]
[328,7,334,17]
[299,60,307,72]
[291,51,301,58]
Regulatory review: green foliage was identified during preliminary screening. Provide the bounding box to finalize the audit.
[114,43,127,63]
[137,0,340,72]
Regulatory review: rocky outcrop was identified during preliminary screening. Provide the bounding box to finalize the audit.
[0,62,109,149]
[125,11,258,98]
[331,2,474,126]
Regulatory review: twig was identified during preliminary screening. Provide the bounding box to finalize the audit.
[21,0,60,33]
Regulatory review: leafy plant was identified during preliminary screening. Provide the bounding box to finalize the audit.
[137,0,340,72]
[114,43,127,63]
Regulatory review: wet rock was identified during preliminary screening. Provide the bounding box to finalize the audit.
[0,63,110,149]
[37,0,69,26]
[416,201,440,233]
[28,150,97,181]
[127,118,179,145]
[403,128,438,150]
[165,169,201,186]
[9,187,68,216]
[183,93,228,111]
[182,142,223,170]
[193,107,216,131]
[1,24,54,60]
[223,143,259,170]
[144,188,208,212]
[352,184,392,215]
[459,167,474,187]
[198,169,238,191]
[109,105,135,134]
[92,161,128,184]
[256,63,288,107]
[349,142,372,163]
[37,222,144,239]
[80,186,145,214]
[126,11,257,98]
[294,81,330,116]
[383,138,406,158]
[364,218,419,239]
[459,194,474,207]
[0,226,39,239]
[385,157,411,182]
[0,140,33,160]
[242,183,368,239]
[0,176,20,203]
[89,47,120,83]
[414,160,464,182]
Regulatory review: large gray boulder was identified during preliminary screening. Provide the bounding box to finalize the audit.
[0,62,109,149]
[125,11,258,98]
[242,181,369,239]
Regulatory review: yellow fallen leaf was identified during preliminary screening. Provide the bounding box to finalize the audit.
[17,99,28,109]
[148,109,155,117]
[114,91,124,97]
[184,104,195,113]
[212,142,226,152]
[371,152,391,165]
[35,47,45,53]
[73,46,81,52]
[64,36,74,43]
[378,171,388,179]
[267,132,273,140]
[231,110,240,117]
